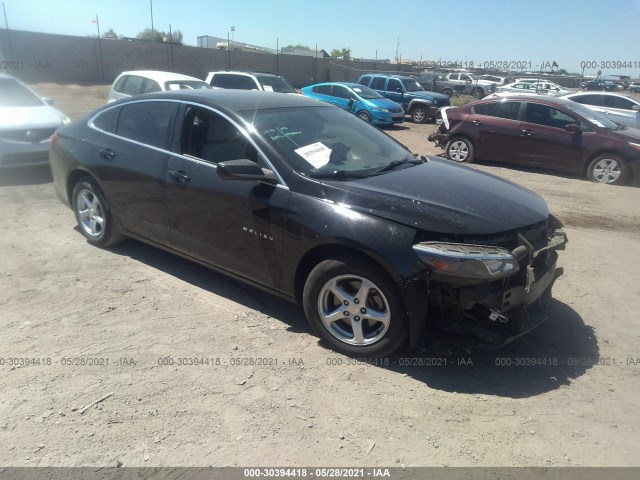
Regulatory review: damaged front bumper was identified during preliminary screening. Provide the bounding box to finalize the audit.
[410,219,568,350]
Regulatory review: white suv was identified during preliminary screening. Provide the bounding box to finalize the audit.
[108,70,212,103]
[205,71,297,93]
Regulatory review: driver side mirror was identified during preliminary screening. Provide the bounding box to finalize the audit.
[217,159,278,183]
[565,124,581,134]
[632,105,640,112]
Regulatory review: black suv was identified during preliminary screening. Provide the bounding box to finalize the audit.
[356,74,450,123]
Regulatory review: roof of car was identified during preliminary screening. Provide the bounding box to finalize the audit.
[478,95,577,106]
[105,89,319,112]
[117,70,206,83]
[564,91,638,101]
[207,71,284,78]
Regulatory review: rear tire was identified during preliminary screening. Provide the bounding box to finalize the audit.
[72,178,123,247]
[445,136,475,163]
[587,154,628,185]
[472,88,485,99]
[303,257,407,357]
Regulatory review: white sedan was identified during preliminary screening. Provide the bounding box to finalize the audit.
[563,92,640,129]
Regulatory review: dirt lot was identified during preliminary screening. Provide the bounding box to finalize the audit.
[0,84,639,468]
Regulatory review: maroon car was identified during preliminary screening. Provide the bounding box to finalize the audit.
[428,95,640,185]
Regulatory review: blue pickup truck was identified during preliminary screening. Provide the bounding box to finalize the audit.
[356,73,450,123]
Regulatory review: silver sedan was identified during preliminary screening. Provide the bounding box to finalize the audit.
[0,74,70,168]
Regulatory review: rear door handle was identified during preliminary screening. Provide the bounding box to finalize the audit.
[98,148,116,161]
[169,170,191,184]
[472,120,482,125]
[521,129,533,136]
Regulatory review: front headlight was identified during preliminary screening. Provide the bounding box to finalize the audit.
[61,115,71,125]
[372,107,389,113]
[413,242,519,280]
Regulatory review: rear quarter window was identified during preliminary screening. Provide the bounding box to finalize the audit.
[92,107,119,133]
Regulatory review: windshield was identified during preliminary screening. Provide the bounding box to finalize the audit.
[245,106,411,177]
[0,78,45,107]
[255,75,297,93]
[164,80,212,90]
[564,101,620,130]
[350,85,383,100]
[401,79,424,92]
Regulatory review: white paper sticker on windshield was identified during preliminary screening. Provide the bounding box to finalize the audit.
[263,85,274,92]
[294,142,332,169]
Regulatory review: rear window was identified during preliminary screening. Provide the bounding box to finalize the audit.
[255,75,296,93]
[120,76,145,96]
[211,74,258,90]
[473,101,522,120]
[92,107,119,133]
[358,76,372,87]
[115,101,176,149]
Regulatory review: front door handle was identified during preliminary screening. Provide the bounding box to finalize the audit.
[472,120,482,126]
[521,129,533,136]
[169,170,191,184]
[98,148,116,161]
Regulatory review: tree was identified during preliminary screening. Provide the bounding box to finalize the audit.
[102,28,119,39]
[330,47,350,59]
[286,44,310,49]
[136,28,183,44]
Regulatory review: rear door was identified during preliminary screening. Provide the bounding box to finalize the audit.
[516,102,582,171]
[165,103,289,287]
[470,101,523,162]
[91,100,178,245]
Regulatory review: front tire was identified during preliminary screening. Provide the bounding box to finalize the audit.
[587,154,628,185]
[446,136,475,163]
[303,257,407,357]
[72,178,123,247]
[410,105,429,124]
[472,88,484,99]
[356,110,372,123]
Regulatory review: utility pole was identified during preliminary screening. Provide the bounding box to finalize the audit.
[92,15,103,82]
[2,2,8,29]
[150,0,155,42]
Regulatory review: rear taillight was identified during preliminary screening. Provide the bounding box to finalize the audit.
[49,131,58,148]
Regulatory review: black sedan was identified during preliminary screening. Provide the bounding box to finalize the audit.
[50,90,567,356]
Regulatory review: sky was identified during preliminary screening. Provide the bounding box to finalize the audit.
[3,0,640,76]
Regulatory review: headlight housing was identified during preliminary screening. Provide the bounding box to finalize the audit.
[413,242,519,280]
[372,107,389,112]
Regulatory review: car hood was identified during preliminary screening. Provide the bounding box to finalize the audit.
[320,157,549,235]
[411,91,449,102]
[0,105,66,129]
[366,98,403,110]
[616,126,640,141]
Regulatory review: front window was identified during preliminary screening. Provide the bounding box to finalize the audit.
[524,103,576,129]
[563,101,621,130]
[255,75,296,93]
[0,78,45,107]
[351,85,383,100]
[245,106,411,177]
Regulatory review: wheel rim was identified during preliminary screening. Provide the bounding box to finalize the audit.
[358,111,371,122]
[448,140,469,162]
[76,188,105,238]
[592,158,621,183]
[317,274,391,346]
[413,108,426,122]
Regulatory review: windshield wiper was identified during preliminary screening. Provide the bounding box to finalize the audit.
[308,170,368,180]
[370,155,424,176]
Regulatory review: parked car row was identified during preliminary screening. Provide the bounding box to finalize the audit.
[428,95,640,185]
